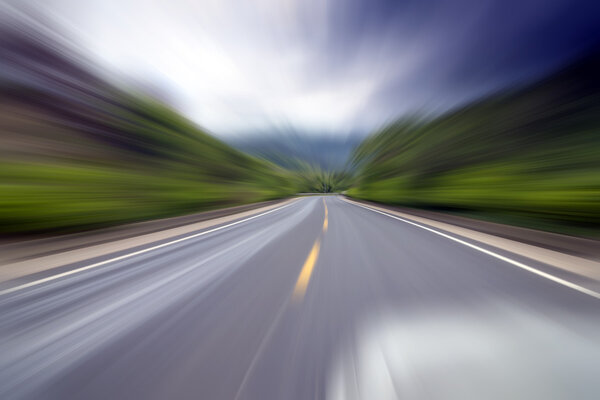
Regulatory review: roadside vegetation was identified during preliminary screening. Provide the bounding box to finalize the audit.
[3,25,598,238]
[347,52,600,236]
[0,28,299,234]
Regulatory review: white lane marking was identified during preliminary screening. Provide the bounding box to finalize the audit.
[344,199,600,300]
[0,200,299,296]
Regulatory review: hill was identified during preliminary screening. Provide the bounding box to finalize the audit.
[348,52,600,236]
[0,25,297,234]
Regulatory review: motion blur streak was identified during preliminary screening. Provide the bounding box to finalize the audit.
[327,307,600,400]
[0,200,297,297]
[3,0,599,135]
[1,196,599,400]
[0,7,312,235]
[1,1,599,235]
[349,53,600,236]
[347,200,600,299]
[292,239,321,301]
[1,0,600,399]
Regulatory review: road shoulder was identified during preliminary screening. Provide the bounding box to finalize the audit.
[0,198,295,284]
[343,197,600,285]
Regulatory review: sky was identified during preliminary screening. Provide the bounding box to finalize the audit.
[3,0,600,137]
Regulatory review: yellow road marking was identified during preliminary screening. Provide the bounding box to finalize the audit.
[293,239,321,301]
[292,198,328,301]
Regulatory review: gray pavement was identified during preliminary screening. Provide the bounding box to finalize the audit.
[1,196,599,399]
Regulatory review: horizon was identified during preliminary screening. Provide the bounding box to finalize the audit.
[1,2,600,398]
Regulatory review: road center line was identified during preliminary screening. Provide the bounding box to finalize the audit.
[0,199,299,297]
[344,199,600,300]
[292,239,321,301]
[292,198,328,301]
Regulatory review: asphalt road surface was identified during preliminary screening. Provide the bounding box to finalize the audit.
[1,196,599,399]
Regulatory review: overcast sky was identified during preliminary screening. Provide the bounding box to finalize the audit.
[4,0,600,137]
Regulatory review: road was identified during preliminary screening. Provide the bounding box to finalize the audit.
[1,196,599,399]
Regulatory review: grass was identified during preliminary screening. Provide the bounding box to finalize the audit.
[348,53,600,237]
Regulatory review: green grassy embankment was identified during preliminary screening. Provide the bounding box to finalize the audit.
[348,53,600,237]
[0,28,298,234]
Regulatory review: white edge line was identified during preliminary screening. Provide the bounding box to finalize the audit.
[344,199,600,300]
[0,200,299,296]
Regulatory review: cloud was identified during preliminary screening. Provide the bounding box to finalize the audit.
[5,0,599,137]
